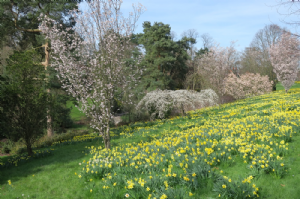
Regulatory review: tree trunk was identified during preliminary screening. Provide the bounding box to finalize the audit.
[104,124,111,149]
[43,42,53,137]
[192,77,195,91]
[181,103,185,116]
[26,141,33,156]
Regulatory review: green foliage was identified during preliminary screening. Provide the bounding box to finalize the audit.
[0,48,49,156]
[49,92,75,134]
[195,47,209,58]
[213,176,259,199]
[0,0,83,136]
[136,21,193,91]
[0,0,84,51]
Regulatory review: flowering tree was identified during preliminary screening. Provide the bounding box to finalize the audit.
[269,32,300,93]
[195,41,238,103]
[37,0,146,149]
[136,89,219,120]
[224,72,273,100]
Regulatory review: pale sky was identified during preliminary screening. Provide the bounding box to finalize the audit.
[77,0,300,52]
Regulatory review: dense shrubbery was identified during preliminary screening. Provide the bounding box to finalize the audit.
[224,72,273,100]
[136,89,219,120]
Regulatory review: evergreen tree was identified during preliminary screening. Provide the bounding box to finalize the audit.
[137,21,194,92]
[0,0,87,135]
[0,49,50,156]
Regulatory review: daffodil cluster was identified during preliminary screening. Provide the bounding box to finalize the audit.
[77,88,300,198]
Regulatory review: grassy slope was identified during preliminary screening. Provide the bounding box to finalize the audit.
[0,141,100,199]
[1,82,300,199]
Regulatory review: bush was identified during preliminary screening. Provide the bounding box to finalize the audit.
[136,89,219,120]
[10,139,28,155]
[224,72,273,100]
[50,94,75,134]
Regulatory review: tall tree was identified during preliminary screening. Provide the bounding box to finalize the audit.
[181,32,214,92]
[200,33,214,50]
[181,29,200,60]
[38,0,145,149]
[184,47,209,92]
[269,32,300,93]
[0,0,86,136]
[137,21,193,91]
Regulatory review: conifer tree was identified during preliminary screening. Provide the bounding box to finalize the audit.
[137,22,194,91]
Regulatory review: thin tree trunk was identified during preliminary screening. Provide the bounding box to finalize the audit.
[104,123,111,149]
[42,42,53,137]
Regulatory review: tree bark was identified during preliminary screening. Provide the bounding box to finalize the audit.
[42,42,54,137]
[104,123,111,149]
[26,140,33,156]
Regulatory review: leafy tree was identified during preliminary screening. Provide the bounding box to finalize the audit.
[0,48,50,156]
[0,0,85,51]
[0,0,86,136]
[137,21,193,91]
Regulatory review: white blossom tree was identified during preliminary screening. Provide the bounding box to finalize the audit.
[37,0,146,149]
[269,32,300,93]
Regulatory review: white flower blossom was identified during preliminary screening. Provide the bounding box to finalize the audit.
[136,89,218,120]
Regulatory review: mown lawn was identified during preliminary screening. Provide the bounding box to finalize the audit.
[1,82,300,199]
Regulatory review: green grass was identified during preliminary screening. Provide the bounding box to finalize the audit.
[1,82,300,199]
[66,101,86,122]
[276,81,300,91]
[0,141,101,199]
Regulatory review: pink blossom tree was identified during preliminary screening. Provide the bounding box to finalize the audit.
[269,32,300,93]
[195,41,239,103]
[224,72,273,100]
[37,0,146,149]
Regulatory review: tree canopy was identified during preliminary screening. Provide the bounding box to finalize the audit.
[136,21,195,91]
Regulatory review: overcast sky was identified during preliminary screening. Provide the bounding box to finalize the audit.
[78,0,300,52]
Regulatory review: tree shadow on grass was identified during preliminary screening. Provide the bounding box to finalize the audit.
[0,137,104,186]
